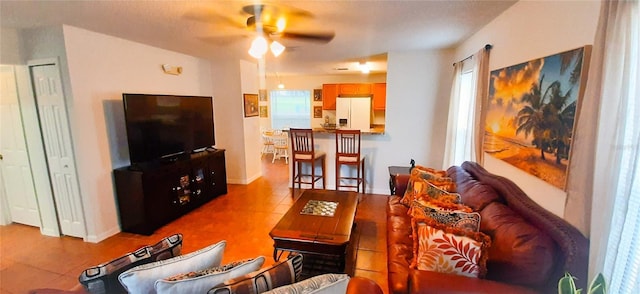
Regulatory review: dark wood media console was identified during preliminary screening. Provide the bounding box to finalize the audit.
[114,149,227,235]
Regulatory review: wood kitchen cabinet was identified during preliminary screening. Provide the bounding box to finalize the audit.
[322,83,387,110]
[373,83,387,110]
[322,83,338,110]
[339,83,372,95]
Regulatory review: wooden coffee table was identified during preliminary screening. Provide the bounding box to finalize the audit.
[269,190,358,271]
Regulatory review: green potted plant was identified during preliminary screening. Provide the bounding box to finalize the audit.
[558,272,606,294]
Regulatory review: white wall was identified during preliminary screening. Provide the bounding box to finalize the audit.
[0,28,23,64]
[453,0,600,218]
[240,60,261,184]
[386,50,454,169]
[209,56,247,184]
[60,25,214,242]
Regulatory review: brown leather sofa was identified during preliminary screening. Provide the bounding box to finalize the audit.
[387,161,589,294]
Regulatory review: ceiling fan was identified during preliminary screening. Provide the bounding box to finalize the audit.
[187,3,334,57]
[243,3,335,58]
[243,4,335,43]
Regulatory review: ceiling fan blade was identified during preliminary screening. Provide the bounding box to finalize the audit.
[279,31,335,43]
[242,4,312,19]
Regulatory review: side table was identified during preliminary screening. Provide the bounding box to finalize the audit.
[388,166,411,195]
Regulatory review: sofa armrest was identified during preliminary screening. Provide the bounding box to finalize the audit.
[347,277,383,294]
[394,174,410,196]
[409,270,539,294]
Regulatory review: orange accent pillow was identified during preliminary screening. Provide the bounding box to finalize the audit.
[400,168,458,206]
[414,165,448,177]
[410,217,491,278]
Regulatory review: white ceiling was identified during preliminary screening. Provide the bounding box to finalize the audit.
[0,0,517,76]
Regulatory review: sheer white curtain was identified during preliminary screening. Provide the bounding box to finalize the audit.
[443,46,490,168]
[443,61,463,168]
[589,0,639,292]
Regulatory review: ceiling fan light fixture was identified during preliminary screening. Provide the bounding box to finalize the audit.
[276,18,286,32]
[359,62,370,74]
[270,40,285,57]
[249,36,268,58]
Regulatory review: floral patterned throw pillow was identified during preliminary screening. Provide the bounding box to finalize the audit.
[411,217,491,278]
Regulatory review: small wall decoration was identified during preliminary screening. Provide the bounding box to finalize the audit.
[313,89,322,101]
[313,106,323,118]
[259,106,268,118]
[243,93,259,117]
[483,46,591,190]
[259,89,268,101]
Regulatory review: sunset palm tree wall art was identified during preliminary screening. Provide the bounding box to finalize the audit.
[483,46,590,190]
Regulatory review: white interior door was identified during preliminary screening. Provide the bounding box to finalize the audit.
[0,65,41,227]
[30,62,85,238]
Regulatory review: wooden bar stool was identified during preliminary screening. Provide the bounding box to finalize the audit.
[289,128,326,193]
[335,129,365,193]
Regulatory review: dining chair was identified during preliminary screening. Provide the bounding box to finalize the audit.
[289,128,326,193]
[261,129,275,158]
[271,132,289,164]
[335,129,365,193]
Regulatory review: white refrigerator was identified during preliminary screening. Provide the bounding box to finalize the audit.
[336,96,372,131]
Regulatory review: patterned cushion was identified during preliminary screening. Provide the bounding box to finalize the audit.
[422,181,461,203]
[410,200,480,232]
[207,253,303,294]
[414,165,448,178]
[411,218,491,278]
[401,168,459,206]
[78,233,182,294]
[164,258,255,281]
[154,257,265,294]
[118,240,226,294]
[262,273,350,294]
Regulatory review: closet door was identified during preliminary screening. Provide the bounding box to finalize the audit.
[30,60,86,238]
[0,65,40,227]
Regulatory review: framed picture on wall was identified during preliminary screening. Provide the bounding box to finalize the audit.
[313,89,322,101]
[482,46,591,190]
[313,106,323,118]
[259,89,268,101]
[259,106,268,118]
[243,94,259,117]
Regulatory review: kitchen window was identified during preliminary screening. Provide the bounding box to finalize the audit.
[270,90,311,130]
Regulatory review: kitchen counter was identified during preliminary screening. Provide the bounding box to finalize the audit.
[311,125,385,135]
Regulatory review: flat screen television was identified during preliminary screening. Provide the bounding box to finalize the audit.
[122,93,215,164]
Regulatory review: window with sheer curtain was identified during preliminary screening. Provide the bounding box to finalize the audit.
[450,70,474,165]
[589,1,639,292]
[443,46,490,168]
[269,90,311,130]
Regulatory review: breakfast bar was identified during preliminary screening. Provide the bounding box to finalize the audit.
[286,127,386,193]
